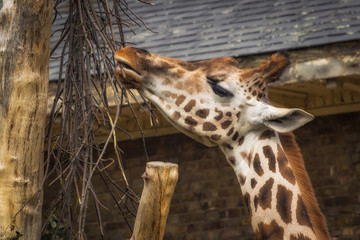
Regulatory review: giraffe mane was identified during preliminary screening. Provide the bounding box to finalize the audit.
[279,132,330,240]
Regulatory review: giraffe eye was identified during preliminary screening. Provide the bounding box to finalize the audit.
[206,77,234,98]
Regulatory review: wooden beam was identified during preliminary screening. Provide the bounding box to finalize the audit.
[131,162,178,240]
[269,87,308,98]
[94,126,179,143]
[307,103,360,116]
[343,82,360,94]
[271,83,328,95]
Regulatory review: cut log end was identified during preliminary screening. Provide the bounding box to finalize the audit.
[131,161,179,240]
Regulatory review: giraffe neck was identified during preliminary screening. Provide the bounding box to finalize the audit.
[220,130,329,240]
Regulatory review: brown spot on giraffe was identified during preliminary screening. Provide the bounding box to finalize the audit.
[184,99,196,112]
[253,153,264,176]
[175,95,186,106]
[238,174,246,186]
[161,90,178,99]
[296,196,313,229]
[162,77,172,86]
[254,195,259,211]
[227,127,234,137]
[259,130,276,140]
[276,184,293,224]
[203,122,217,131]
[228,156,236,165]
[255,220,284,240]
[214,109,223,121]
[290,233,312,240]
[185,116,198,127]
[238,136,245,146]
[210,134,221,141]
[195,109,209,118]
[226,112,232,117]
[165,104,171,110]
[263,145,276,173]
[258,178,274,210]
[251,178,257,189]
[172,111,181,121]
[221,120,232,129]
[244,193,252,217]
[277,144,296,185]
[232,131,239,141]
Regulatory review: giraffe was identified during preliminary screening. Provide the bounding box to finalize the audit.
[114,47,331,240]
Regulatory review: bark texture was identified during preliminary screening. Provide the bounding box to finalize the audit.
[0,0,53,238]
[131,161,179,240]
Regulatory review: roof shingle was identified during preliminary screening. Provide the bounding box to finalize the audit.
[49,0,360,80]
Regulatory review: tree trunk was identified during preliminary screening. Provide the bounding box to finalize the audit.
[0,0,53,239]
[131,161,178,240]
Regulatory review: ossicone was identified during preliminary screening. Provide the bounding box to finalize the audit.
[256,51,290,85]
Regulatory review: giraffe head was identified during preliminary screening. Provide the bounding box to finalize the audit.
[114,47,313,147]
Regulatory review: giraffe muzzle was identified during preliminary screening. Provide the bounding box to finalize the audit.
[114,59,142,89]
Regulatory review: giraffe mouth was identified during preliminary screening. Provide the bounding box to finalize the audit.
[114,58,142,89]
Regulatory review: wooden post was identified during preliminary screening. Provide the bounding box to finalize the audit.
[0,0,53,238]
[131,161,178,240]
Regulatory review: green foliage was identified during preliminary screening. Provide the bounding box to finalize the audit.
[41,215,69,240]
[6,231,24,240]
[5,219,24,240]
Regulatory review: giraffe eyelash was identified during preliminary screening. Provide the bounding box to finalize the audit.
[206,77,234,98]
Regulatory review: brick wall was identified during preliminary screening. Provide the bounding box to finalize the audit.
[76,112,360,239]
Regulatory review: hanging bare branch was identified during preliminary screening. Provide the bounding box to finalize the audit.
[44,0,155,238]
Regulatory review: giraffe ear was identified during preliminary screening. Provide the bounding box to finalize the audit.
[263,107,314,133]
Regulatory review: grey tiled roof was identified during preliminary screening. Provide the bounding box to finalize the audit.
[49,0,360,80]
